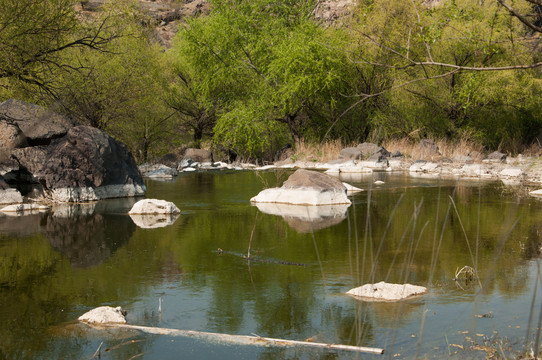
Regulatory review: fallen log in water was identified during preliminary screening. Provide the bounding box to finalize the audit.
[101,323,384,355]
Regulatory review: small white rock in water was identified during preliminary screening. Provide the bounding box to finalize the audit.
[374,180,385,185]
[78,306,126,324]
[347,281,427,301]
[128,199,180,215]
[529,189,542,198]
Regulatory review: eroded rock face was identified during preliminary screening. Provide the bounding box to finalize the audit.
[78,306,126,324]
[0,99,75,145]
[0,118,27,149]
[251,169,351,205]
[347,281,428,301]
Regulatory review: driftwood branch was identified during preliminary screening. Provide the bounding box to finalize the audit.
[101,323,385,355]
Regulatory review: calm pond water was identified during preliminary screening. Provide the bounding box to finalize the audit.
[1,170,542,359]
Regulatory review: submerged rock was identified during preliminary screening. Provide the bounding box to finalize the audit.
[128,199,180,215]
[78,306,127,324]
[251,169,351,205]
[347,281,427,301]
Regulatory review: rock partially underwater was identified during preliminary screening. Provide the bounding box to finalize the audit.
[251,169,351,205]
[78,306,127,324]
[347,281,427,301]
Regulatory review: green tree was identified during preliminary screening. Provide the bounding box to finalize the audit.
[52,2,178,162]
[171,0,356,159]
[0,0,116,97]
[342,0,542,149]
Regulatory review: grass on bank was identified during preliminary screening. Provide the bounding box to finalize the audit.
[285,136,542,164]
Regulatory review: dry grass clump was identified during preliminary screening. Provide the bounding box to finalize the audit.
[384,134,485,161]
[290,139,350,163]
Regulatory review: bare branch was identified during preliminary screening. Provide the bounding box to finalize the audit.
[497,0,542,33]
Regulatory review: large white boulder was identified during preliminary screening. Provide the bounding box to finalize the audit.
[251,169,351,205]
[128,199,180,215]
[78,306,126,324]
[347,281,427,301]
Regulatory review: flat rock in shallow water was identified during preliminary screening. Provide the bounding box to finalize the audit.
[78,306,126,324]
[128,199,180,215]
[347,281,427,301]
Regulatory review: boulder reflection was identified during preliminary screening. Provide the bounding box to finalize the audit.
[253,203,350,233]
[0,198,137,268]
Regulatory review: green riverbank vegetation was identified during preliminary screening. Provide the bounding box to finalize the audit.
[1,0,541,162]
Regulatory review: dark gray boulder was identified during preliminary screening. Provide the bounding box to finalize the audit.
[183,148,213,163]
[357,142,390,158]
[338,147,362,161]
[38,126,145,202]
[0,99,76,145]
[487,151,507,162]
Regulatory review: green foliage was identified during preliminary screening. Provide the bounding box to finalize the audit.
[0,0,116,97]
[51,2,178,162]
[171,0,356,159]
[347,0,542,150]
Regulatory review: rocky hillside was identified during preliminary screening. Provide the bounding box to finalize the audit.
[80,0,355,47]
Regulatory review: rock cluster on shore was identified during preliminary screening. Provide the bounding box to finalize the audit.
[0,99,145,204]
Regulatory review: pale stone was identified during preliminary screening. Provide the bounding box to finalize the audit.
[52,184,146,203]
[347,281,427,301]
[409,161,440,173]
[339,166,373,174]
[182,167,197,172]
[359,160,389,170]
[251,188,351,205]
[0,203,47,214]
[146,166,178,178]
[129,213,180,229]
[128,199,180,215]
[78,306,126,324]
[499,167,523,178]
[529,189,542,197]
[0,188,23,205]
[374,180,385,185]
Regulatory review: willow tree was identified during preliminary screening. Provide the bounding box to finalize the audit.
[341,0,542,149]
[171,0,354,159]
